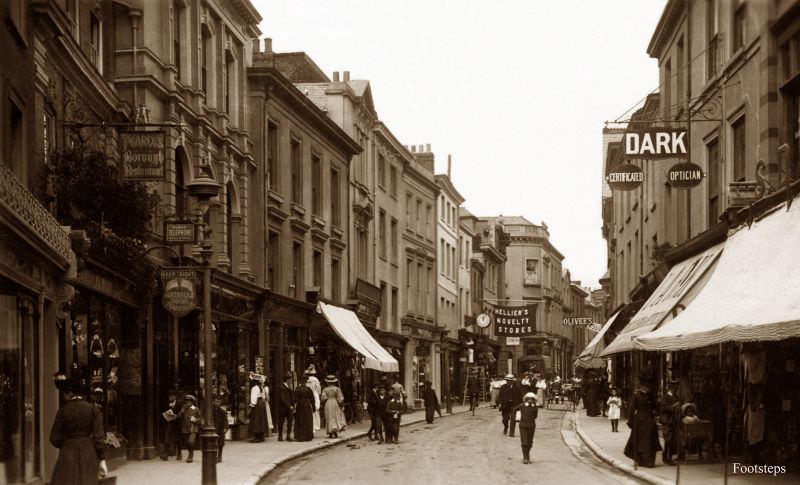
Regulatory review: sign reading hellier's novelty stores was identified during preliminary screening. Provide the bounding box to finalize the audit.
[624,129,688,159]
[121,131,165,180]
[492,305,536,336]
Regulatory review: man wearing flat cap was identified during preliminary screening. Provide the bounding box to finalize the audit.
[498,374,523,437]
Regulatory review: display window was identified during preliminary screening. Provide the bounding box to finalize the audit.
[0,293,38,485]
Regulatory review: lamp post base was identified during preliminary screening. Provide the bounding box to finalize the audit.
[200,425,218,485]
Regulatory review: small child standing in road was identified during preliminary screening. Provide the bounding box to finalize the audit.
[384,390,404,444]
[606,387,622,432]
[516,392,539,464]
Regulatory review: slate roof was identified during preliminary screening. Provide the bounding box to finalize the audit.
[252,52,330,83]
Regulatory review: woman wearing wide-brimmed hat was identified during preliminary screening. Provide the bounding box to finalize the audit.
[623,370,662,467]
[515,392,539,464]
[320,375,346,438]
[304,365,321,433]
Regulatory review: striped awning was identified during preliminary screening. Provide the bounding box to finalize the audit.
[317,302,399,372]
[575,310,620,368]
[635,201,800,351]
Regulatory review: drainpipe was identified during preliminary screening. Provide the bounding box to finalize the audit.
[130,9,142,115]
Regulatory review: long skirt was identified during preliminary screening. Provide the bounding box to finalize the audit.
[425,405,436,423]
[51,437,99,485]
[248,398,267,435]
[294,403,314,441]
[312,393,321,431]
[624,415,662,467]
[323,399,346,434]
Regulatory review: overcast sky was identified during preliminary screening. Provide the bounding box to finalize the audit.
[253,0,665,287]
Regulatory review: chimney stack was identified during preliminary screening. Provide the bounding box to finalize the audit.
[411,145,416,153]
[343,71,350,82]
[447,154,452,178]
[264,38,272,54]
[426,143,431,152]
[332,71,340,82]
[252,38,261,53]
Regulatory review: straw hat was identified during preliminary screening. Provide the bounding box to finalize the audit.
[504,373,516,380]
[523,392,537,401]
[324,375,338,384]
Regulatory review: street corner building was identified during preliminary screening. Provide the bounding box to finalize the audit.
[595,0,800,473]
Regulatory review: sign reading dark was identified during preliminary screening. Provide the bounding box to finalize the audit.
[492,305,536,336]
[667,162,704,188]
[624,129,688,159]
[164,221,196,243]
[121,131,165,180]
[606,163,644,191]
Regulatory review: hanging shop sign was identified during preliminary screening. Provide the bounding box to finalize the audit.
[160,268,197,318]
[492,305,536,336]
[476,313,491,328]
[562,317,595,326]
[588,323,602,332]
[624,128,688,159]
[120,130,166,180]
[667,162,704,189]
[164,221,196,243]
[606,163,644,191]
[506,337,520,346]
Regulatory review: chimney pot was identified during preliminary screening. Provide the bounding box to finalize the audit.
[447,154,452,178]
[264,38,272,54]
[333,71,340,82]
[252,38,261,53]
[426,143,431,152]
[411,146,416,153]
[343,71,350,82]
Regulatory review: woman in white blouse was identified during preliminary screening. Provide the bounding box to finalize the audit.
[248,377,267,442]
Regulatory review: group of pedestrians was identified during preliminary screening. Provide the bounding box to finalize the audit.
[365,380,407,444]
[496,373,540,464]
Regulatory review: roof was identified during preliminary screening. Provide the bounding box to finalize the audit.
[253,52,330,83]
[293,83,329,111]
[492,215,537,226]
[647,0,686,59]
[435,174,465,204]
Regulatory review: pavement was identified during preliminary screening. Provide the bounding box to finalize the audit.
[112,403,480,485]
[573,410,799,485]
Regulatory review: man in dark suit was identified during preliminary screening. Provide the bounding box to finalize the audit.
[366,383,381,440]
[498,374,522,437]
[276,372,295,441]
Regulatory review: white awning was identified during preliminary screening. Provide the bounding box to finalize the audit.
[600,242,723,357]
[635,202,800,351]
[575,310,619,368]
[317,302,399,372]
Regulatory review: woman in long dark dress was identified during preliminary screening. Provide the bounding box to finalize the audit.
[293,376,315,441]
[50,377,107,485]
[248,378,267,442]
[624,379,662,467]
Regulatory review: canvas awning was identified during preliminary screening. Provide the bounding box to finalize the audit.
[600,242,724,357]
[316,301,399,372]
[575,310,620,368]
[635,202,800,351]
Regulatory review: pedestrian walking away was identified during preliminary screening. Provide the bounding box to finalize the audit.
[276,372,296,441]
[159,389,181,460]
[320,375,346,439]
[390,375,407,411]
[212,396,228,463]
[623,371,662,468]
[467,369,480,414]
[49,376,108,485]
[177,394,201,463]
[606,387,622,433]
[515,392,539,464]
[248,376,267,443]
[498,374,522,437]
[422,381,441,424]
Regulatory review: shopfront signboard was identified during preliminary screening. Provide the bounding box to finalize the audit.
[624,128,688,159]
[120,130,166,180]
[492,304,536,336]
[160,268,197,318]
[562,317,596,326]
[606,163,644,191]
[667,162,704,189]
[506,337,520,346]
[164,221,196,243]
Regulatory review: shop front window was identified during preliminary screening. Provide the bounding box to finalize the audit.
[0,293,38,484]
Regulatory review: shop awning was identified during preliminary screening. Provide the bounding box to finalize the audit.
[600,242,724,357]
[575,310,620,368]
[316,302,399,372]
[635,202,800,351]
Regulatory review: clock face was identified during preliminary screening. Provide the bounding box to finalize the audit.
[476,313,491,328]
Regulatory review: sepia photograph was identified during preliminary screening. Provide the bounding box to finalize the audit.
[0,0,798,484]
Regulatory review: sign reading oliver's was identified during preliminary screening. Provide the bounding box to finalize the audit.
[492,305,536,336]
[121,131,166,180]
[624,128,688,159]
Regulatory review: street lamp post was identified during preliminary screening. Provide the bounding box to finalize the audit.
[187,166,221,485]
